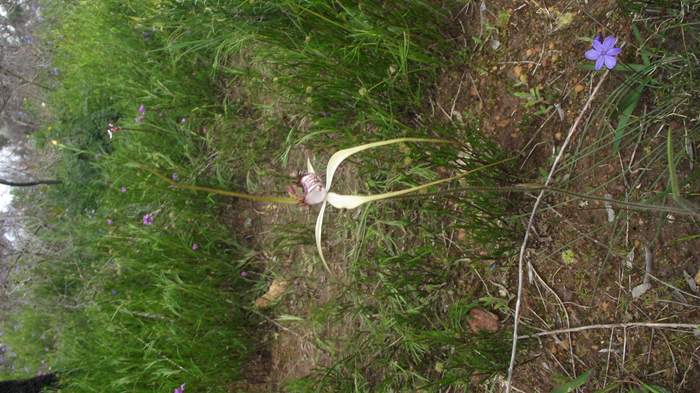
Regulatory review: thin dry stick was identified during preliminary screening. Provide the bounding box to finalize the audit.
[530,264,577,378]
[505,70,611,393]
[603,328,615,386]
[518,322,699,339]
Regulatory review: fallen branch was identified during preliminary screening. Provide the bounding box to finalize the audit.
[519,322,699,339]
[506,69,611,393]
[0,178,61,187]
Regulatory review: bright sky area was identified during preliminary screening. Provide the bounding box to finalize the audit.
[0,145,19,212]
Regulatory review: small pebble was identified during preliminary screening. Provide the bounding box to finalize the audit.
[513,65,523,77]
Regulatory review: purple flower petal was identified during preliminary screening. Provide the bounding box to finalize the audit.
[585,49,600,61]
[592,36,604,51]
[604,55,617,70]
[595,56,605,71]
[607,47,621,56]
[602,35,617,51]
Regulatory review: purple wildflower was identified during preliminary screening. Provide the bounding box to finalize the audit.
[192,243,199,251]
[240,271,248,277]
[585,35,621,71]
[107,218,113,225]
[171,172,178,181]
[173,384,186,393]
[142,213,154,225]
[135,104,146,123]
[120,186,127,193]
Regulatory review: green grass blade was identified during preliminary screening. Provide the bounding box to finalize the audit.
[551,370,591,393]
[667,127,681,201]
[613,81,646,152]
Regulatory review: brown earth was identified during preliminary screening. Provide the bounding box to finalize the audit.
[432,1,700,392]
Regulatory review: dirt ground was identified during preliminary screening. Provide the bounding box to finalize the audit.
[438,1,700,392]
[229,1,700,392]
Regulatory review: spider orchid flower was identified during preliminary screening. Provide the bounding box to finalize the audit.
[107,123,121,139]
[139,138,510,273]
[302,138,509,272]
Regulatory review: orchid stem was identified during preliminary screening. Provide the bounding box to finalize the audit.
[138,165,299,204]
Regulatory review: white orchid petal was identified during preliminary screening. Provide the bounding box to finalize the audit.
[306,157,316,174]
[315,200,330,273]
[326,173,461,210]
[326,157,514,210]
[326,193,374,209]
[324,137,448,190]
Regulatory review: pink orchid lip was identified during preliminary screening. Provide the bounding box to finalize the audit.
[300,173,327,205]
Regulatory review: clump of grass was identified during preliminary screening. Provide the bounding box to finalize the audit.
[213,1,463,145]
[2,1,268,391]
[0,307,55,378]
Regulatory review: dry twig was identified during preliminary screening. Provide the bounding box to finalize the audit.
[518,322,699,339]
[505,70,611,392]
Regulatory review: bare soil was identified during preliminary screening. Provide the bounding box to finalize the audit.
[433,1,700,392]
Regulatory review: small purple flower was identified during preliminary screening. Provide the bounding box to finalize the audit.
[142,213,154,225]
[120,186,127,193]
[173,384,185,393]
[192,243,199,251]
[111,289,118,296]
[107,219,113,225]
[135,104,146,123]
[171,172,178,181]
[240,271,248,277]
[585,35,621,70]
